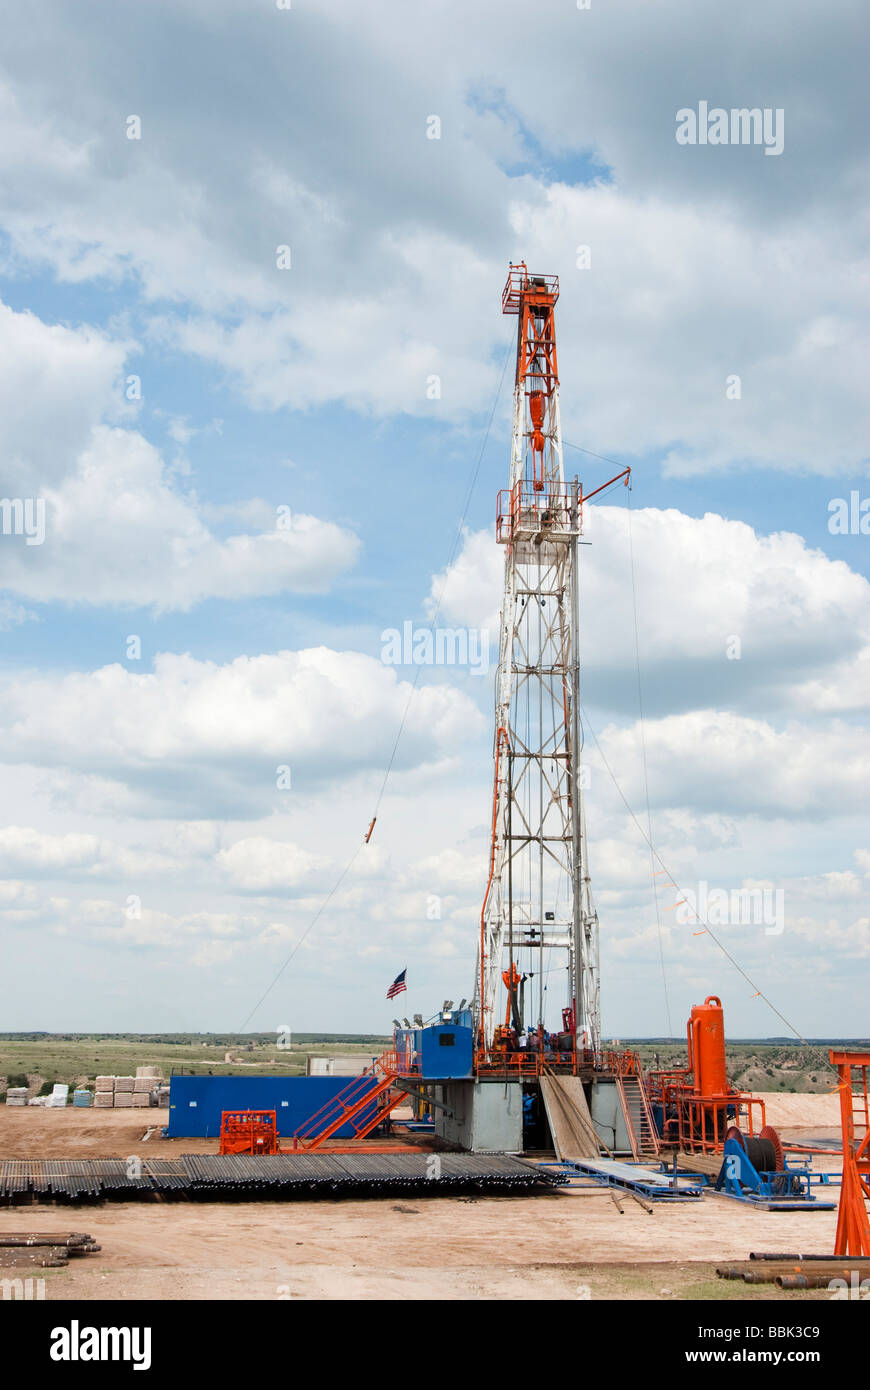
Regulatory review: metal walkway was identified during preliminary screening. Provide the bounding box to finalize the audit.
[545,1157,704,1200]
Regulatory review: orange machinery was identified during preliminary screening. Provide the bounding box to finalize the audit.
[219,1109,280,1155]
[648,995,766,1155]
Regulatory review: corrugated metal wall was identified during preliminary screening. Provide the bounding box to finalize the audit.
[166,1074,377,1138]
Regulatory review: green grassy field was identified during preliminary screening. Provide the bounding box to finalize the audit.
[0,1033,391,1096]
[628,1040,867,1094]
[1,1033,863,1098]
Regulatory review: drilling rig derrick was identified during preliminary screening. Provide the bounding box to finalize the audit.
[476,263,629,1064]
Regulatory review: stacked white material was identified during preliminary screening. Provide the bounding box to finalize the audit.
[113,1093,133,1108]
[94,1092,114,1108]
[114,1076,134,1093]
[133,1077,153,1093]
[131,1093,149,1107]
[95,1076,114,1093]
[28,1095,47,1106]
[135,1066,160,1079]
[5,1087,27,1106]
[330,1056,375,1076]
[45,1084,69,1108]
[306,1055,372,1077]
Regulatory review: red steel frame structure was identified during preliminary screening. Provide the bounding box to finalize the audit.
[648,1079,765,1155]
[647,1003,766,1155]
[831,1049,870,1256]
[219,1109,280,1155]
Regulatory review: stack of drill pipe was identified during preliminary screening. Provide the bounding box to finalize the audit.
[0,1232,100,1252]
[45,1161,102,1202]
[176,1151,563,1199]
[2,1150,564,1203]
[718,1259,870,1285]
[750,1251,870,1262]
[0,1161,28,1201]
[777,1270,870,1289]
[142,1158,187,1193]
[0,1231,101,1268]
[4,1087,28,1107]
[0,1246,71,1268]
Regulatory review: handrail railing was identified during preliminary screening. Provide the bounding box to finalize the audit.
[473,1046,642,1078]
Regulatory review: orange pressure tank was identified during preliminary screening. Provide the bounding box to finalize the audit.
[688,995,728,1096]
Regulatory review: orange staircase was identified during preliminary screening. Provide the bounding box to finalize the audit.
[616,1073,660,1160]
[292,1052,406,1152]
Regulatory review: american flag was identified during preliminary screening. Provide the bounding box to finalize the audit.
[386,968,407,1001]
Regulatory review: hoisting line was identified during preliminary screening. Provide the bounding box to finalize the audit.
[561,444,824,1053]
[367,330,515,833]
[578,698,836,1076]
[627,486,673,1037]
[237,331,514,1029]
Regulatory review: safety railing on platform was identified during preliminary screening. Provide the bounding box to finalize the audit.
[496,480,579,543]
[474,1046,642,1078]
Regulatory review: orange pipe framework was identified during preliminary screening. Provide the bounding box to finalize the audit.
[478,726,511,1045]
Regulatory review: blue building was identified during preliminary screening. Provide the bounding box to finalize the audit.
[166,1074,377,1138]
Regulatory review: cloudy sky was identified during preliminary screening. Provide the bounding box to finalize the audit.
[0,0,867,1038]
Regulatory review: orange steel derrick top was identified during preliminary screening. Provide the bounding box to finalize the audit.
[502,264,560,492]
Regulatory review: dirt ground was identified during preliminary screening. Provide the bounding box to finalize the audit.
[0,1107,236,1158]
[758,1091,841,1127]
[0,1189,843,1302]
[0,1103,848,1301]
[0,1090,842,1160]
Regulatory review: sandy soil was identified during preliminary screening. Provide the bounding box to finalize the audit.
[0,1108,190,1159]
[0,1188,842,1302]
[757,1092,842,1127]
[0,1090,842,1160]
[0,1098,846,1301]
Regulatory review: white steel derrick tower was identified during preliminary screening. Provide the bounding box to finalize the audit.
[475,264,628,1056]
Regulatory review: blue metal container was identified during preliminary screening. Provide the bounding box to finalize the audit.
[394,1011,474,1080]
[419,1021,474,1079]
[166,1074,378,1139]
